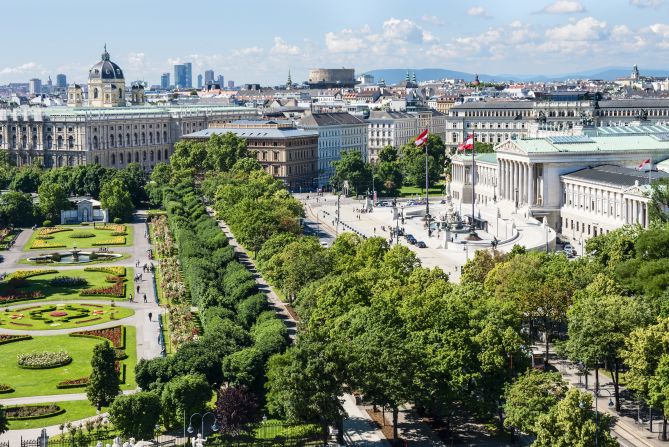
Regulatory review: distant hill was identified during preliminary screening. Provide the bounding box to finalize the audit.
[364,67,669,84]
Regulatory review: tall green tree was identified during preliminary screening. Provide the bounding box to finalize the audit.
[87,342,121,408]
[100,177,134,222]
[38,181,70,222]
[0,191,35,227]
[109,392,162,440]
[331,150,371,195]
[649,177,669,224]
[0,404,7,435]
[400,144,438,189]
[160,374,212,429]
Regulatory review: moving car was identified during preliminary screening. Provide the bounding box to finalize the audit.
[416,241,427,248]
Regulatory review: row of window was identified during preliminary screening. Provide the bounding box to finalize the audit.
[91,131,169,150]
[105,148,170,165]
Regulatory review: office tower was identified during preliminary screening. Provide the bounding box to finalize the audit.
[161,73,170,89]
[227,80,234,89]
[184,62,192,88]
[56,74,67,89]
[174,64,186,89]
[29,78,42,95]
[217,75,225,87]
[204,70,214,85]
[197,74,203,89]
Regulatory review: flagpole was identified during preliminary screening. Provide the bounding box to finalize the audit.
[425,129,430,235]
[471,129,476,233]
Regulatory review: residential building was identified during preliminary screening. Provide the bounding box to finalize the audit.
[161,73,170,90]
[29,79,42,96]
[366,110,418,162]
[183,120,318,190]
[299,111,368,187]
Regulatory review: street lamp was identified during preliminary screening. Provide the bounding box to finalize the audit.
[187,412,219,437]
[580,387,614,447]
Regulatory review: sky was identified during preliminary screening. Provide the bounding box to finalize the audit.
[2,0,669,86]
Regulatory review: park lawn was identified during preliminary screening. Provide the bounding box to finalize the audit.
[19,253,131,266]
[0,303,134,331]
[24,225,134,251]
[0,269,135,304]
[7,400,102,430]
[398,184,445,197]
[0,327,137,398]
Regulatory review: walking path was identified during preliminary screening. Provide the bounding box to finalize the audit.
[0,212,163,444]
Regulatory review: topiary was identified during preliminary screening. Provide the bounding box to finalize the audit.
[113,217,122,224]
[42,220,53,227]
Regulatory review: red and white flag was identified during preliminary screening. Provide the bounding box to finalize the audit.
[415,129,428,147]
[458,133,475,151]
[638,159,651,170]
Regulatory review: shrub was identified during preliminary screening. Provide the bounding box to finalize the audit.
[49,276,88,287]
[56,377,89,389]
[17,351,72,369]
[68,231,95,238]
[31,239,66,249]
[92,237,126,246]
[84,266,126,276]
[0,335,32,345]
[42,220,53,227]
[0,383,14,393]
[113,217,122,224]
[70,326,125,348]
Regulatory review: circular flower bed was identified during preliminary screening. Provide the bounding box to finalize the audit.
[49,311,68,317]
[17,350,72,369]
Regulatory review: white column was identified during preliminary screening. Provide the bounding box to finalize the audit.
[528,163,535,207]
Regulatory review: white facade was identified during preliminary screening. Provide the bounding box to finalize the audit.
[366,111,418,162]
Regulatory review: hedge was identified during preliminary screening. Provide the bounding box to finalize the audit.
[0,383,14,394]
[0,335,33,345]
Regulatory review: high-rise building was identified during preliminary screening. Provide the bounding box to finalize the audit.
[161,73,170,90]
[217,75,225,87]
[29,78,42,95]
[184,62,192,89]
[56,74,67,89]
[204,70,215,85]
[227,80,234,89]
[174,64,186,89]
[197,74,203,89]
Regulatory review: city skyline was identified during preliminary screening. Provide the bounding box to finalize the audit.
[2,0,669,86]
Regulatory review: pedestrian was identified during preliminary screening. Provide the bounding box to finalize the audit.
[148,312,152,321]
[129,294,133,303]
[136,284,140,293]
[143,293,147,303]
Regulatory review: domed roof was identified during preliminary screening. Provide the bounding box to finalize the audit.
[89,46,124,81]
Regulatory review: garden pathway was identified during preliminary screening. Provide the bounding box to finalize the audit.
[0,213,163,443]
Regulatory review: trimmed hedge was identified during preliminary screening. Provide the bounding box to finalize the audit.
[0,334,33,345]
[5,404,65,420]
[0,383,15,394]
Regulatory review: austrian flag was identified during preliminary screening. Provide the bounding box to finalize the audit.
[415,129,429,147]
[638,159,651,170]
[458,133,475,151]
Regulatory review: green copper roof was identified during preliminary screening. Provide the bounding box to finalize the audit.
[508,135,669,154]
[474,152,497,164]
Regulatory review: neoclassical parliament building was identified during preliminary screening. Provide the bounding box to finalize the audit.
[0,48,256,170]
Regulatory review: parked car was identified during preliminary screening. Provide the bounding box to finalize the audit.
[416,241,427,248]
[563,243,575,257]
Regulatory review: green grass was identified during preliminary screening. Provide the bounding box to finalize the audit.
[0,303,134,330]
[0,269,135,304]
[19,253,130,266]
[0,327,136,398]
[159,312,173,355]
[24,225,134,251]
[7,400,102,429]
[398,184,445,197]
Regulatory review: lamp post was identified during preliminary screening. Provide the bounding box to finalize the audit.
[187,412,219,438]
[580,387,614,447]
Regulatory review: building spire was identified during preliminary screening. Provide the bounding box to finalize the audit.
[286,68,292,89]
[102,44,110,61]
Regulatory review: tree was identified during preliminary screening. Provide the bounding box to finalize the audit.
[10,166,41,192]
[377,145,398,163]
[160,374,212,429]
[205,132,250,173]
[400,144,438,189]
[461,249,506,284]
[649,177,669,224]
[649,355,669,440]
[87,342,121,408]
[100,177,134,222]
[330,150,371,195]
[38,181,69,222]
[0,191,35,227]
[534,388,617,447]
[503,370,567,435]
[150,162,172,187]
[115,163,147,205]
[0,404,7,435]
[214,386,260,436]
[565,293,649,411]
[373,159,403,195]
[109,392,162,440]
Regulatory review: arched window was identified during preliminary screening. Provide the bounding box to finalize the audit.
[94,155,99,164]
[68,136,74,148]
[156,132,160,144]
[0,135,3,145]
[157,149,161,161]
[127,152,131,163]
[57,136,63,148]
[111,153,116,164]
[93,88,99,99]
[141,132,146,145]
[109,135,114,147]
[21,135,27,149]
[118,134,123,147]
[46,135,52,149]
[68,156,74,166]
[126,134,130,146]
[164,149,168,160]
[163,131,167,143]
[143,151,147,161]
[135,152,139,162]
[120,153,124,164]
[149,133,153,144]
[150,150,154,161]
[93,135,98,150]
[133,133,138,145]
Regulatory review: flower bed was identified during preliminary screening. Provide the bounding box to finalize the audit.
[10,321,33,327]
[0,383,14,394]
[17,350,72,369]
[0,290,45,305]
[49,276,88,287]
[79,281,125,298]
[68,231,95,238]
[31,239,66,249]
[70,325,125,348]
[92,237,126,246]
[38,227,72,236]
[0,334,32,345]
[5,404,65,420]
[50,311,68,317]
[105,275,125,283]
[74,317,101,324]
[9,269,58,280]
[95,224,126,232]
[56,377,89,389]
[84,266,126,277]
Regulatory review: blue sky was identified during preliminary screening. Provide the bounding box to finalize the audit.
[2,0,669,85]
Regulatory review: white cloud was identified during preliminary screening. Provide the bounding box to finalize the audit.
[382,18,427,43]
[231,47,264,58]
[540,1,585,14]
[648,23,669,37]
[630,0,665,7]
[0,62,43,76]
[325,29,366,53]
[467,6,488,17]
[421,15,445,26]
[271,37,300,55]
[127,52,146,70]
[545,17,608,41]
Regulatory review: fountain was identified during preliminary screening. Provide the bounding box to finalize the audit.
[27,248,122,264]
[70,246,81,262]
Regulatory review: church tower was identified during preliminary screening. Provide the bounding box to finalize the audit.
[286,69,292,90]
